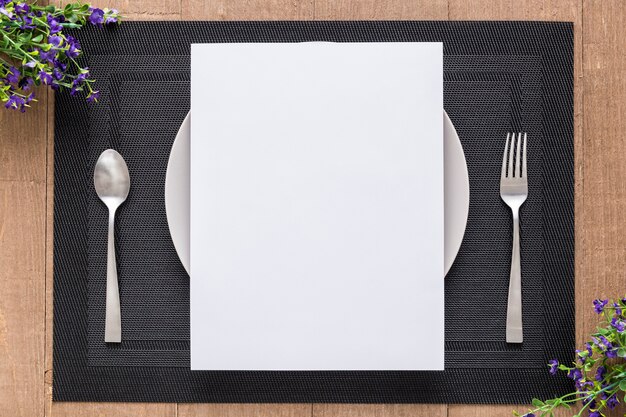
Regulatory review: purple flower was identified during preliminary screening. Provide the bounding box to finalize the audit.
[53,60,67,72]
[575,379,593,393]
[47,16,62,34]
[18,15,35,30]
[5,93,31,112]
[5,94,25,111]
[38,70,53,85]
[6,66,20,84]
[88,8,104,25]
[607,395,619,410]
[50,82,60,91]
[613,302,622,316]
[606,348,618,358]
[582,397,596,408]
[588,412,602,417]
[0,7,14,19]
[39,48,57,63]
[48,35,63,47]
[104,9,118,24]
[522,414,535,417]
[72,72,89,87]
[593,335,614,352]
[611,317,625,332]
[52,69,63,81]
[14,3,29,14]
[24,61,37,69]
[593,299,608,314]
[548,359,558,375]
[18,76,34,91]
[86,90,100,103]
[595,365,606,381]
[66,36,81,50]
[66,43,80,59]
[586,342,593,356]
[567,368,583,382]
[69,86,79,96]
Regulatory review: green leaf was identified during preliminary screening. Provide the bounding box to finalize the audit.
[31,34,43,43]
[547,398,561,406]
[80,4,90,12]
[618,347,626,357]
[64,3,73,12]
[598,328,610,335]
[619,379,626,391]
[558,364,570,371]
[17,32,31,42]
[45,5,57,13]
[532,398,545,408]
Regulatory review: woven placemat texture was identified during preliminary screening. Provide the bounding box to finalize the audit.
[53,21,574,403]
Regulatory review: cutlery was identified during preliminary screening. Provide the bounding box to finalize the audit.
[500,132,528,344]
[94,149,130,343]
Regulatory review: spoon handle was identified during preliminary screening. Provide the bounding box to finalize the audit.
[105,209,122,343]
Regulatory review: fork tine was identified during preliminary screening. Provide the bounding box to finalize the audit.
[501,133,510,179]
[508,132,516,178]
[522,133,527,178]
[515,132,522,178]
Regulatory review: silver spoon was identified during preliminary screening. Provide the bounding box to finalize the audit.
[94,149,130,343]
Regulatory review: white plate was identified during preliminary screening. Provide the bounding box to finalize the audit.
[165,111,469,277]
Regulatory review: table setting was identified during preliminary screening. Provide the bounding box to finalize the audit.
[49,20,574,405]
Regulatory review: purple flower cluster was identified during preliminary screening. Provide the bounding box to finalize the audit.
[610,316,625,332]
[593,298,608,314]
[4,91,34,111]
[1,1,120,111]
[87,7,118,25]
[592,335,618,358]
[520,297,626,417]
[606,394,619,409]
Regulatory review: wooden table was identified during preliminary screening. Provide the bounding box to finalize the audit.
[1,0,624,416]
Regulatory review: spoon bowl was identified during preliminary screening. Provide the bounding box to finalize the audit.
[94,149,131,209]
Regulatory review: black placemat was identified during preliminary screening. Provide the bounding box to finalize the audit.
[53,21,574,403]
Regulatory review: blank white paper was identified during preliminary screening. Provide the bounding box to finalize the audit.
[190,42,444,371]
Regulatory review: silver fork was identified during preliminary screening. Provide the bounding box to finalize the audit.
[500,132,528,343]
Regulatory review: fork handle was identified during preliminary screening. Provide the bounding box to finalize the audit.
[506,208,523,343]
[105,209,122,343]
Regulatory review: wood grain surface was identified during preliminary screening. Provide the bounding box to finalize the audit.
[0,0,623,416]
